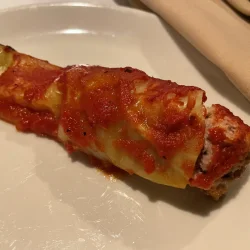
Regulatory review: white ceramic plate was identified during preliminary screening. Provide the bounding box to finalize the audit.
[1,3,250,250]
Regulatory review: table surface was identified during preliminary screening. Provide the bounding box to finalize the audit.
[0,0,130,9]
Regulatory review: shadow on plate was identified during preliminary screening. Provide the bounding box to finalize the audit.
[125,167,250,215]
[114,0,149,10]
[113,0,131,7]
[71,152,250,216]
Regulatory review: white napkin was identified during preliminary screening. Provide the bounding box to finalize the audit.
[132,0,250,101]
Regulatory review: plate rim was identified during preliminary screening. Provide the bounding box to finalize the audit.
[0,1,157,19]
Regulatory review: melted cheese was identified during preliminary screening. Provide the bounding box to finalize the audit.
[0,44,63,116]
[96,90,205,188]
[35,82,62,116]
[0,45,207,189]
[0,45,13,75]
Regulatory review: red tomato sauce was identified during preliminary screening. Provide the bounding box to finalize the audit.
[58,66,206,176]
[0,101,58,137]
[0,56,208,179]
[0,51,63,104]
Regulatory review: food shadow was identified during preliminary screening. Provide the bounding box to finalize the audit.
[35,144,250,249]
